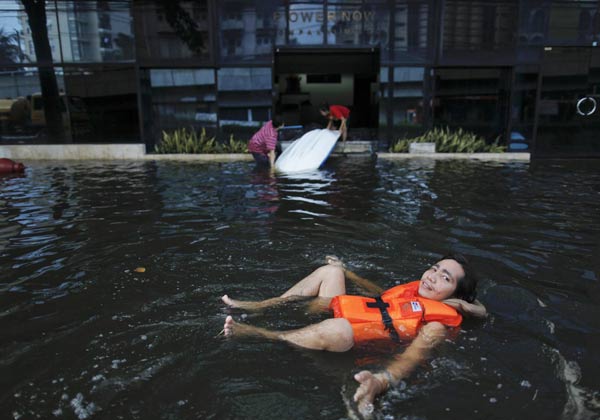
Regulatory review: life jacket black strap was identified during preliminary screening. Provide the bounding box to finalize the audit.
[366,296,400,342]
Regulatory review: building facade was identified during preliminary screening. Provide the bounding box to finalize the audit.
[0,0,599,158]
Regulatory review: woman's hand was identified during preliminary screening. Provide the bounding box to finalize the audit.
[353,371,388,417]
[352,322,448,417]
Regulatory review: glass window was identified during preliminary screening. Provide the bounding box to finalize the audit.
[378,66,391,147]
[217,67,270,91]
[217,67,272,141]
[432,67,511,144]
[325,1,390,48]
[443,1,517,53]
[134,1,210,63]
[379,67,431,150]
[62,65,139,142]
[145,68,217,145]
[0,67,54,143]
[0,1,61,64]
[328,1,365,46]
[56,1,134,63]
[392,1,432,63]
[391,67,425,127]
[285,3,325,45]
[0,65,136,144]
[218,0,284,62]
[534,47,600,157]
[509,67,537,151]
[549,2,599,45]
[382,66,428,149]
[519,1,600,46]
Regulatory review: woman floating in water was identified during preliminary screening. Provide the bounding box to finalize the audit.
[221,254,487,417]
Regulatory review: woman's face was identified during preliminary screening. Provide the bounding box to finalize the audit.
[418,259,464,301]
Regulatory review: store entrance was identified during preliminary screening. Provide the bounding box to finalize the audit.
[273,47,379,140]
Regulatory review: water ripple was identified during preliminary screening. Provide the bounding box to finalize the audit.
[1,159,600,419]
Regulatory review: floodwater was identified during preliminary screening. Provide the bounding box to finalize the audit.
[1,157,599,420]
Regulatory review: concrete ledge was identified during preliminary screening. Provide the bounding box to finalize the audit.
[409,142,436,154]
[378,152,530,161]
[1,143,529,162]
[144,153,252,161]
[0,144,146,160]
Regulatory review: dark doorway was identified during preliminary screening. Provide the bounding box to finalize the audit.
[432,67,511,145]
[353,74,378,128]
[273,47,379,140]
[534,47,600,158]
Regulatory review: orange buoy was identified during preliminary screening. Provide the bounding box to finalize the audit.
[0,158,25,174]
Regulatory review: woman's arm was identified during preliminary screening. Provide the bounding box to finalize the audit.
[353,322,448,416]
[443,298,487,318]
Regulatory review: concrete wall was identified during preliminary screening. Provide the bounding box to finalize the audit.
[0,144,146,160]
[1,143,529,161]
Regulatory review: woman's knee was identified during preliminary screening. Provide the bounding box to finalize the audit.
[317,264,343,275]
[320,318,354,352]
[318,265,345,292]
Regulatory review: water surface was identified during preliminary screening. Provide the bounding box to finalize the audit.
[1,157,599,419]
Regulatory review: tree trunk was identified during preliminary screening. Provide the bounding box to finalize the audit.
[22,0,65,141]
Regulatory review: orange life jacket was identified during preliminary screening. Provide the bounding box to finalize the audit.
[329,281,462,343]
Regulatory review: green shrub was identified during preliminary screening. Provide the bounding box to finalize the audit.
[389,126,506,153]
[220,134,248,153]
[389,138,412,153]
[154,128,248,154]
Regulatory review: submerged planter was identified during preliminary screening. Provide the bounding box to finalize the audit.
[409,142,436,153]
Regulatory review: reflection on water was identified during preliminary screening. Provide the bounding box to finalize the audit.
[1,158,600,419]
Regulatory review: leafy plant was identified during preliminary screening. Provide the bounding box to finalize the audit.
[390,126,506,153]
[154,128,247,154]
[220,134,248,153]
[389,138,412,153]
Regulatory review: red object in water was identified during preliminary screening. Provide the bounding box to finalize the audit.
[0,158,25,174]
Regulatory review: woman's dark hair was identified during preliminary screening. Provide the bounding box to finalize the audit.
[319,102,330,113]
[442,252,478,303]
[272,116,284,128]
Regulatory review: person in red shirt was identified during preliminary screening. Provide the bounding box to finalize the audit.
[247,117,284,170]
[320,103,350,142]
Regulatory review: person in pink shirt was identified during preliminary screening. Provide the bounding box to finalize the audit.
[247,117,284,170]
[320,103,350,142]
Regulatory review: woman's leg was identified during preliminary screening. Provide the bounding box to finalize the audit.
[222,263,346,310]
[223,315,354,352]
[280,264,346,298]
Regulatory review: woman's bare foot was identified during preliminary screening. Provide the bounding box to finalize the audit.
[222,315,280,340]
[222,294,270,310]
[221,294,242,308]
[223,315,236,336]
[221,294,269,310]
[222,294,306,311]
